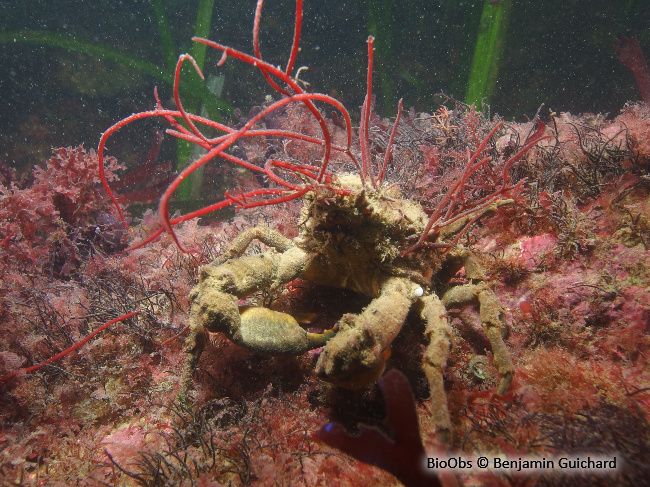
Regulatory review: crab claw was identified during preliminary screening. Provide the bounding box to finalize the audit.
[236,306,336,355]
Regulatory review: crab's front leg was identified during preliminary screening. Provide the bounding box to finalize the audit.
[180,238,333,396]
[315,276,424,389]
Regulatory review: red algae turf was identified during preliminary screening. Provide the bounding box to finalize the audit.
[1,3,650,481]
[0,103,648,485]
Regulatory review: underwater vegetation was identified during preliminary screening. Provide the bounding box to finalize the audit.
[0,0,230,116]
[616,35,650,105]
[2,0,648,177]
[1,1,650,486]
[0,0,231,203]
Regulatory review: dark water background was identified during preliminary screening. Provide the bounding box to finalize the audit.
[0,0,648,176]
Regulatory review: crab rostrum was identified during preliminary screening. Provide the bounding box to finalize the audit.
[181,173,514,443]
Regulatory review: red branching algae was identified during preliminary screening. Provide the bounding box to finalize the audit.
[320,369,440,487]
[615,36,650,104]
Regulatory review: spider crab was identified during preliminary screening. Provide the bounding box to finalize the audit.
[97,0,549,442]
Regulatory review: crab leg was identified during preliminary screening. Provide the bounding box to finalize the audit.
[210,225,293,266]
[315,276,424,389]
[441,282,514,396]
[180,226,334,396]
[419,293,454,446]
[420,280,514,448]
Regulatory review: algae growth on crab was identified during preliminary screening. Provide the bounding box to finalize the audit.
[1,1,649,486]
